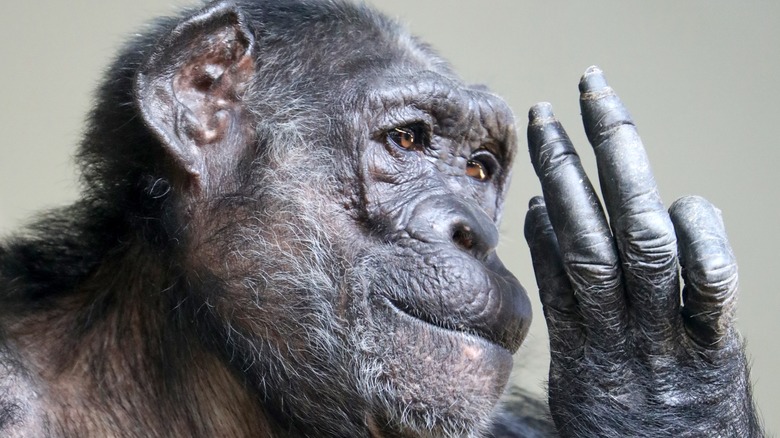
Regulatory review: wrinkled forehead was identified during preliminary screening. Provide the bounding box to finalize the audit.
[343,68,518,163]
[371,72,513,131]
[248,0,517,160]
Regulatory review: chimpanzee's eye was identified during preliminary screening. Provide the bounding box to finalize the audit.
[387,123,428,150]
[466,160,488,181]
[466,150,499,182]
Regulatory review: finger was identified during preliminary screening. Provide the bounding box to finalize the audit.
[669,196,739,349]
[527,102,627,349]
[579,67,681,343]
[524,196,584,356]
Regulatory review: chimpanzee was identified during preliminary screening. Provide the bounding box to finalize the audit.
[0,0,764,437]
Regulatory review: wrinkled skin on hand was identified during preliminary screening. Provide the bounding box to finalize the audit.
[522,67,763,436]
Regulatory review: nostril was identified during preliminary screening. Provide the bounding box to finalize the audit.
[407,196,498,256]
[451,224,475,251]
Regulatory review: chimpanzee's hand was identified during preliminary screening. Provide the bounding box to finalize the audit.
[523,67,763,437]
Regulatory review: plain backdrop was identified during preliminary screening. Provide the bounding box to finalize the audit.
[1,1,777,433]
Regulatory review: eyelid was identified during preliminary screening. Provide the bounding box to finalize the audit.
[373,106,435,139]
[468,149,502,180]
[476,142,504,162]
[385,121,431,150]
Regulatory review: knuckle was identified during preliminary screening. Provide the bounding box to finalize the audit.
[688,256,739,298]
[615,190,668,227]
[564,231,617,261]
[617,210,678,273]
[592,111,636,146]
[622,233,678,272]
[560,232,621,288]
[566,260,621,290]
[536,138,579,175]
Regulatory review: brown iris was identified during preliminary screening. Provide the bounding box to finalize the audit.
[387,124,427,150]
[466,160,488,181]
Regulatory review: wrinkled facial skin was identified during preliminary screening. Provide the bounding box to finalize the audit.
[192,22,531,438]
[345,74,532,432]
[203,63,532,437]
[147,4,537,435]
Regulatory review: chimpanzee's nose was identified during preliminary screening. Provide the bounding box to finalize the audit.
[406,195,498,258]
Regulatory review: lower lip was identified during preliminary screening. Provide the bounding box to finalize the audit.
[380,296,509,352]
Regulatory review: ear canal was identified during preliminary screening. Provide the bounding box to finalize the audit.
[134,1,255,189]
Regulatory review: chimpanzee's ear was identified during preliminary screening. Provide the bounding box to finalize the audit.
[135,1,255,191]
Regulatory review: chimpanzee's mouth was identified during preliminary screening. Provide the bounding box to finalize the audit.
[369,250,531,353]
[384,296,510,350]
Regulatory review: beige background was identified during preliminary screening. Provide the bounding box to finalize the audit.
[1,1,777,433]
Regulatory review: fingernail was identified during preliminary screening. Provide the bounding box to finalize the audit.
[528,102,555,121]
[528,196,546,209]
[579,65,608,93]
